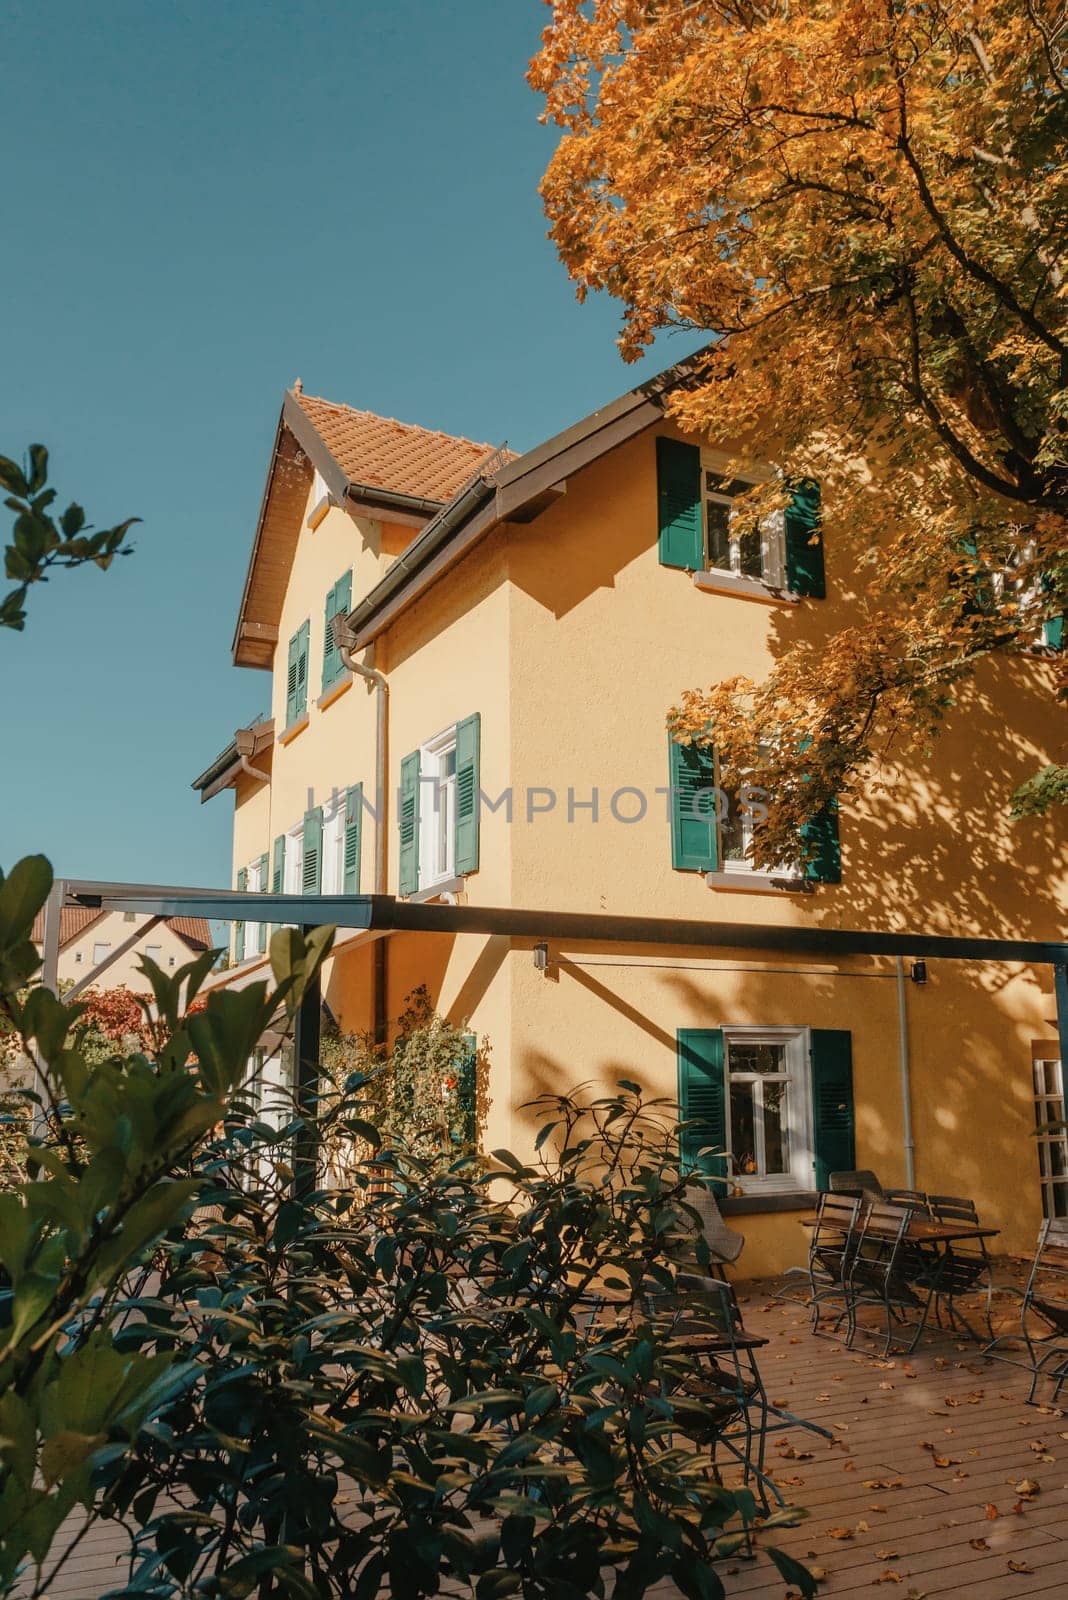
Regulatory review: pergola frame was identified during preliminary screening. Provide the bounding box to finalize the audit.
[39,878,1068,1196]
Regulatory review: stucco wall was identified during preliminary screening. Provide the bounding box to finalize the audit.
[58,912,213,993]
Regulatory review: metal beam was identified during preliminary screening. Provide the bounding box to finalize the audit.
[292,925,322,1199]
[63,880,1068,965]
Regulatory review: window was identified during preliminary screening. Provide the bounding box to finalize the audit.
[703,462,786,588]
[1034,1056,1067,1218]
[241,858,265,961]
[92,942,110,966]
[321,571,353,693]
[321,795,345,894]
[144,943,162,966]
[284,826,304,894]
[285,621,310,727]
[74,951,83,964]
[724,1027,812,1193]
[124,911,136,923]
[419,730,458,889]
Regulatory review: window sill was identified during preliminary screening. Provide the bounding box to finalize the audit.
[705,869,810,895]
[719,1190,817,1216]
[693,569,799,605]
[317,676,351,712]
[407,874,468,905]
[278,714,310,747]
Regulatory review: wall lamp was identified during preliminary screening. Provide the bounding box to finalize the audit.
[533,941,549,972]
[910,959,928,986]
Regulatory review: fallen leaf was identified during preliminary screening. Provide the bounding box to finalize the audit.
[826,1526,854,1540]
[984,1503,999,1519]
[1007,1560,1034,1574]
[969,1538,990,1551]
[875,1549,900,1559]
[1014,1478,1040,1497]
[873,1572,903,1585]
[856,1519,870,1532]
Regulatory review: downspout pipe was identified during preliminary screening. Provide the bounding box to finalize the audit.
[234,727,270,784]
[895,956,917,1188]
[335,615,389,1043]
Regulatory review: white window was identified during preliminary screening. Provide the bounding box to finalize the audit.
[715,751,796,880]
[1034,1056,1068,1218]
[419,728,458,889]
[702,457,786,588]
[321,794,346,894]
[243,858,265,961]
[92,942,110,966]
[283,826,304,895]
[724,1026,812,1194]
[144,943,162,966]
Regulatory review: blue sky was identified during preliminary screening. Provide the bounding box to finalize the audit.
[0,1,699,889]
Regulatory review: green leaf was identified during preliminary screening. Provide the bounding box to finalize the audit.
[0,855,53,946]
[767,1547,820,1598]
[27,445,48,494]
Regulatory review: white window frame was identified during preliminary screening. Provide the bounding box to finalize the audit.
[701,451,786,590]
[713,752,799,883]
[321,793,346,895]
[419,726,458,891]
[283,824,304,895]
[1034,1055,1068,1219]
[723,1025,812,1195]
[243,857,265,961]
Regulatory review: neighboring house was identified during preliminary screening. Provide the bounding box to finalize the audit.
[31,907,214,993]
[192,370,1067,1274]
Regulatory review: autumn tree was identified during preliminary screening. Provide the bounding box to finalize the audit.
[531,0,1068,863]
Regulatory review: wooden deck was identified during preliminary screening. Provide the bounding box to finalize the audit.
[21,1266,1067,1599]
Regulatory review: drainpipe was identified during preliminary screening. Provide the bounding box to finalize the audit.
[334,615,389,1044]
[895,956,917,1188]
[234,726,270,784]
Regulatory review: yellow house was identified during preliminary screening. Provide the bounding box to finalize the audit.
[30,906,213,994]
[192,368,1068,1274]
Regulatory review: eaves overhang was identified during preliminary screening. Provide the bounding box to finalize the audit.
[191,718,274,804]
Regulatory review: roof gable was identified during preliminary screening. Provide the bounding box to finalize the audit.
[232,385,509,669]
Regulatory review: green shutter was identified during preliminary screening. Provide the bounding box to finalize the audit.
[271,834,285,894]
[677,1028,728,1196]
[801,801,841,884]
[669,737,718,871]
[343,784,362,893]
[1044,615,1065,650]
[285,633,299,727]
[454,713,481,876]
[286,621,310,724]
[656,437,703,570]
[810,1029,855,1191]
[322,570,352,691]
[398,750,420,896]
[302,806,323,894]
[234,866,247,963]
[784,480,825,598]
[256,851,269,952]
[456,1031,477,1148]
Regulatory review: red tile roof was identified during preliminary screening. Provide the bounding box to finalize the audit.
[30,906,104,948]
[170,917,213,953]
[293,390,508,505]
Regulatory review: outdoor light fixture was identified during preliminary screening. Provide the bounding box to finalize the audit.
[533,941,549,971]
[910,959,928,986]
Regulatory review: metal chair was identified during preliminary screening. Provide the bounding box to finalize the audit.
[829,1169,885,1201]
[845,1200,935,1356]
[984,1218,1068,1403]
[808,1192,863,1336]
[885,1188,931,1213]
[640,1274,775,1508]
[923,1193,994,1340]
[687,1185,745,1277]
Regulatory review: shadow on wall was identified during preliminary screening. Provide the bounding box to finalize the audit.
[512,949,1054,1253]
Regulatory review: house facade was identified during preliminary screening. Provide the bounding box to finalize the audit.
[193,372,1068,1274]
[31,907,213,993]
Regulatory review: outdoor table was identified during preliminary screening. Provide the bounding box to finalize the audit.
[799,1215,1000,1345]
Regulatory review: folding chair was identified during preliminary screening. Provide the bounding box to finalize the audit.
[846,1200,935,1356]
[829,1169,884,1200]
[923,1194,994,1341]
[808,1192,863,1336]
[884,1188,930,1213]
[984,1218,1068,1403]
[687,1184,745,1278]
